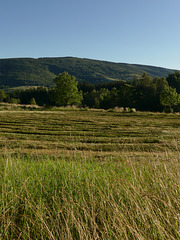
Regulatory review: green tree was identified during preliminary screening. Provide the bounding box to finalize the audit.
[99,88,111,109]
[118,84,135,108]
[0,89,6,102]
[154,77,168,94]
[134,73,158,111]
[166,71,180,93]
[53,72,83,106]
[9,98,20,104]
[160,85,180,112]
[134,72,154,88]
[29,97,37,105]
[84,89,100,108]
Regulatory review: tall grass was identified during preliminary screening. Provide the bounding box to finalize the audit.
[1,152,179,239]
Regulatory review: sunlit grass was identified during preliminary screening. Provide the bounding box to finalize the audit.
[0,110,180,157]
[1,152,179,239]
[0,109,180,239]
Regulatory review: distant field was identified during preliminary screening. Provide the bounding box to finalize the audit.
[0,109,180,157]
[0,109,180,239]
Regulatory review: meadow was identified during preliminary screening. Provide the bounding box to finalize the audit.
[0,108,180,239]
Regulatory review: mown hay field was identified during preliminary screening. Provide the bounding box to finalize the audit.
[0,109,180,239]
[1,109,180,157]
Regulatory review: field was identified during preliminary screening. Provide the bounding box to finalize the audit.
[0,109,180,239]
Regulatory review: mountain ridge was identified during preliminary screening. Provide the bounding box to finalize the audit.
[0,57,178,88]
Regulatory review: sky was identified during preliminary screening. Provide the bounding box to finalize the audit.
[0,0,180,69]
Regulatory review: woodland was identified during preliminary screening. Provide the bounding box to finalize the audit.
[1,71,180,113]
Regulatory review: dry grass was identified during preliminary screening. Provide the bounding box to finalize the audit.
[0,109,180,239]
[0,110,180,157]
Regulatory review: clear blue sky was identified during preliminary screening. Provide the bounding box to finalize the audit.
[0,0,180,69]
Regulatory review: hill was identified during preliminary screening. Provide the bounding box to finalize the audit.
[0,57,178,88]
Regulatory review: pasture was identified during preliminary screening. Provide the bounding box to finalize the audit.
[0,109,180,239]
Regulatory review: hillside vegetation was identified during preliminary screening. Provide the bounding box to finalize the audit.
[0,57,178,87]
[1,71,180,113]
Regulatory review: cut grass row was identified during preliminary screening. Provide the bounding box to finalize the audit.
[0,110,180,157]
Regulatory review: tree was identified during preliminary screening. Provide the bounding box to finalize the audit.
[83,89,100,108]
[0,89,6,102]
[53,72,83,106]
[154,77,168,94]
[118,84,135,108]
[166,72,180,93]
[133,72,154,88]
[99,88,111,109]
[133,73,157,111]
[29,97,37,105]
[160,85,180,112]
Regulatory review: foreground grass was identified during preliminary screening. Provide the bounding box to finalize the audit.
[0,110,180,239]
[1,152,180,239]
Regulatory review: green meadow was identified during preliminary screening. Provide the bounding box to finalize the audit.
[0,109,180,239]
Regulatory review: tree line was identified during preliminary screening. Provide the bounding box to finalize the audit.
[1,71,180,112]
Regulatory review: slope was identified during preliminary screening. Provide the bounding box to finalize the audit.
[0,57,178,88]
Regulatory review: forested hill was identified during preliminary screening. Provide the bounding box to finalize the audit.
[0,57,178,88]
